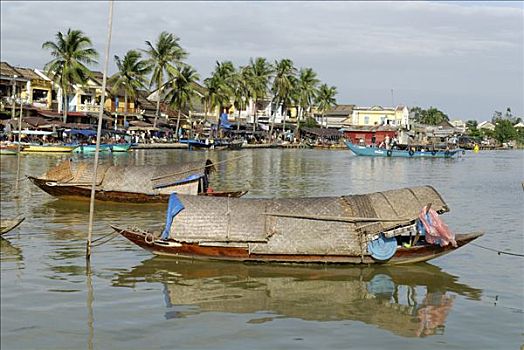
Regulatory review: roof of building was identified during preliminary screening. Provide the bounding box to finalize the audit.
[0,61,29,81]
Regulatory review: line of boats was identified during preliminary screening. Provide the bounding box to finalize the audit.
[0,143,132,155]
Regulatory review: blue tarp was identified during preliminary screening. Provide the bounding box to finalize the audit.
[67,129,97,137]
[161,193,185,239]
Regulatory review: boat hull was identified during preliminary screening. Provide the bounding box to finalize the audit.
[73,145,112,153]
[112,225,483,265]
[28,176,246,203]
[345,141,460,158]
[21,145,75,153]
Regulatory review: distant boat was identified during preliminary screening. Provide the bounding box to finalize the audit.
[227,139,245,150]
[21,144,76,153]
[0,144,21,155]
[112,185,483,265]
[108,143,132,152]
[179,139,215,150]
[345,141,461,158]
[73,144,111,153]
[1,216,25,235]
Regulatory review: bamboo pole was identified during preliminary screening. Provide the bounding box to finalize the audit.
[150,154,249,181]
[87,0,114,260]
[15,94,23,196]
[262,212,413,223]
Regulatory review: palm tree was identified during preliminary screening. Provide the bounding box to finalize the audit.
[203,61,235,122]
[144,31,187,127]
[315,84,337,128]
[165,65,200,139]
[271,59,296,135]
[295,68,319,132]
[231,68,250,131]
[42,28,98,123]
[110,50,150,127]
[244,57,273,132]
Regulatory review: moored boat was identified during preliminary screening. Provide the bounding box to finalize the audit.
[111,185,483,265]
[73,144,112,153]
[345,141,461,158]
[0,144,21,155]
[21,144,76,153]
[28,158,247,202]
[108,143,132,152]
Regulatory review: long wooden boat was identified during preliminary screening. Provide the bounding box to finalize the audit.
[345,141,461,158]
[111,185,483,264]
[1,217,25,235]
[21,144,76,153]
[28,159,247,203]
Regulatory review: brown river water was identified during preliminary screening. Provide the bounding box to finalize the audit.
[1,148,523,349]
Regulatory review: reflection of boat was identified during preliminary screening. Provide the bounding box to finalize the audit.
[112,185,482,264]
[0,237,23,262]
[0,144,22,155]
[1,217,25,235]
[28,159,247,203]
[345,141,461,158]
[20,144,75,153]
[112,258,481,338]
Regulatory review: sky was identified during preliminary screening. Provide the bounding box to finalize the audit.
[1,1,523,121]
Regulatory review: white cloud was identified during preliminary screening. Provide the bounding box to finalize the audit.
[1,1,522,120]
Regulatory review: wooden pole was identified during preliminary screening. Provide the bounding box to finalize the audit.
[15,94,23,196]
[87,0,114,260]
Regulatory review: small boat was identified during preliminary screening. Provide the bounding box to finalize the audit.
[227,139,245,150]
[1,217,25,235]
[73,144,112,153]
[21,144,76,153]
[108,143,132,152]
[28,158,247,203]
[345,141,461,158]
[179,138,215,150]
[0,144,21,155]
[111,185,483,265]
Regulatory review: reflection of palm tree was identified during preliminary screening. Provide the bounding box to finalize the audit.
[144,32,187,127]
[110,50,150,127]
[165,65,200,139]
[42,28,99,123]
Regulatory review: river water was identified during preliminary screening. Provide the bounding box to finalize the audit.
[1,148,523,349]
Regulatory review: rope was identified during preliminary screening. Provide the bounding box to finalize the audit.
[262,212,413,223]
[90,230,120,247]
[471,243,524,257]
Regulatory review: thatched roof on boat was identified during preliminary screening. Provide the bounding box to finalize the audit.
[40,159,213,195]
[168,186,448,256]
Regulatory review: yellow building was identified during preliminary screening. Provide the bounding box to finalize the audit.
[350,105,409,128]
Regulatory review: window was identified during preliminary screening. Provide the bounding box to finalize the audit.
[364,116,369,125]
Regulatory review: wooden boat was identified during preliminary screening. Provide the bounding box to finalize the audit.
[111,185,483,264]
[227,139,244,150]
[113,258,480,337]
[21,144,75,153]
[1,217,25,235]
[179,138,214,150]
[0,144,20,155]
[28,159,247,203]
[108,143,132,152]
[73,144,111,153]
[345,141,461,158]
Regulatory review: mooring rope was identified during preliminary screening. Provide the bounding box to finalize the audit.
[471,243,524,257]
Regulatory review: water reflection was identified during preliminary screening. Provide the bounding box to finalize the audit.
[113,258,481,338]
[0,237,24,263]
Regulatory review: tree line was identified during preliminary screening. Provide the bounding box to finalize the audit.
[42,29,338,136]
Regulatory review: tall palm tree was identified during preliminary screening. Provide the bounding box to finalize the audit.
[42,28,98,123]
[110,50,150,127]
[165,65,200,139]
[244,57,273,132]
[231,67,250,131]
[295,67,319,132]
[271,59,296,135]
[203,61,235,121]
[144,31,187,127]
[315,84,337,128]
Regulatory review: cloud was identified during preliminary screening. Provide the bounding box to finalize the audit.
[1,1,522,120]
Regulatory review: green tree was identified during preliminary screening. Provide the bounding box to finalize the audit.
[465,120,481,138]
[110,50,150,127]
[144,31,187,127]
[244,57,273,132]
[493,119,517,144]
[231,67,250,130]
[315,84,337,128]
[294,67,319,132]
[42,28,98,123]
[165,65,200,138]
[418,107,449,125]
[203,60,235,121]
[271,59,296,134]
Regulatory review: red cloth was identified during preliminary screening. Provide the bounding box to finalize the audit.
[419,206,457,247]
